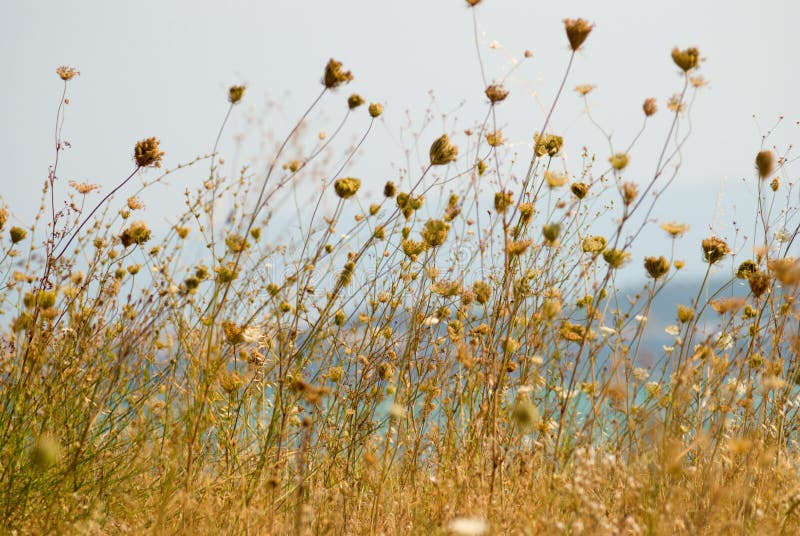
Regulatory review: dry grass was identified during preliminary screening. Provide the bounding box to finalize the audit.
[1,5,800,535]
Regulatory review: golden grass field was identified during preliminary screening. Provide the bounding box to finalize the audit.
[1,3,800,534]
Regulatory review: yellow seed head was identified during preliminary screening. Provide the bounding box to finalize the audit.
[334,177,361,199]
[134,137,165,168]
[368,103,383,118]
[429,134,459,166]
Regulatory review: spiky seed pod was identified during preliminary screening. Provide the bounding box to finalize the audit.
[334,178,361,199]
[347,94,365,109]
[755,150,775,179]
[571,182,589,199]
[323,59,353,89]
[644,256,670,279]
[228,85,246,104]
[563,18,594,51]
[643,98,658,116]
[748,271,770,298]
[485,84,509,104]
[134,137,165,168]
[429,134,458,166]
[701,236,730,264]
[671,47,700,72]
[368,103,383,118]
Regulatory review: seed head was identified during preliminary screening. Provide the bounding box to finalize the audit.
[603,248,630,269]
[473,281,492,305]
[644,256,670,279]
[383,181,396,197]
[542,223,561,244]
[429,134,459,166]
[494,190,514,213]
[676,304,694,323]
[323,58,353,89]
[570,182,589,199]
[485,130,503,147]
[574,84,595,96]
[755,150,775,179]
[582,235,606,254]
[120,220,152,248]
[545,170,568,188]
[347,93,365,109]
[643,98,658,116]
[534,133,563,157]
[609,152,630,171]
[56,65,79,81]
[671,47,700,72]
[485,83,509,104]
[228,85,246,104]
[0,208,7,231]
[134,137,165,168]
[748,271,770,298]
[701,236,730,264]
[736,260,757,279]
[563,18,594,51]
[334,177,361,199]
[9,226,27,244]
[661,222,689,238]
[421,219,450,248]
[622,182,638,205]
[368,103,383,118]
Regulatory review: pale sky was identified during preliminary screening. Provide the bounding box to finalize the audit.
[2,0,798,278]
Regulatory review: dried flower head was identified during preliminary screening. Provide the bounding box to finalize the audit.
[485,130,504,147]
[421,219,450,248]
[603,248,630,269]
[134,137,165,168]
[622,182,638,205]
[0,208,7,231]
[68,181,101,194]
[494,190,514,213]
[609,152,630,171]
[701,236,730,264]
[119,220,151,248]
[56,65,79,81]
[9,226,27,244]
[333,177,361,199]
[736,260,757,279]
[485,83,509,104]
[676,304,695,323]
[563,18,594,51]
[347,93,365,109]
[506,240,532,256]
[383,181,396,197]
[755,150,775,179]
[368,102,383,118]
[545,170,568,188]
[574,84,595,96]
[542,223,561,244]
[644,256,670,279]
[661,222,689,238]
[671,47,700,72]
[465,0,483,6]
[429,134,459,165]
[534,133,563,157]
[643,97,658,116]
[228,85,246,104]
[570,182,589,199]
[323,59,353,89]
[582,235,606,254]
[748,271,770,298]
[770,177,779,191]
[127,196,144,210]
[473,281,492,304]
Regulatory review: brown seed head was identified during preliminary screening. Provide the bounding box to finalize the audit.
[622,182,638,205]
[563,18,594,51]
[228,85,246,104]
[134,137,164,168]
[348,93,365,109]
[9,226,27,244]
[671,47,700,72]
[368,103,383,118]
[494,190,514,213]
[534,133,563,157]
[485,84,509,104]
[429,134,459,166]
[748,271,770,298]
[701,236,730,264]
[644,256,670,279]
[755,150,775,179]
[334,177,361,199]
[323,58,353,89]
[56,65,79,81]
[643,98,658,116]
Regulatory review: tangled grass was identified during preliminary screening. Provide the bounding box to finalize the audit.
[1,4,800,535]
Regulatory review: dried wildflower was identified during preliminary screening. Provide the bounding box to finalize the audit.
[545,170,568,188]
[444,194,461,221]
[506,240,531,256]
[736,260,757,279]
[542,223,561,243]
[477,160,488,175]
[559,321,594,343]
[56,65,79,81]
[534,132,563,157]
[710,297,746,315]
[603,248,630,269]
[644,256,670,279]
[485,130,503,147]
[127,196,144,210]
[643,97,658,116]
[347,93,364,109]
[485,83,509,103]
[219,371,244,393]
[518,202,535,223]
[582,235,606,254]
[563,18,594,51]
[368,102,383,118]
[228,85,246,104]
[574,84,595,96]
[216,262,239,283]
[671,47,700,72]
[401,239,426,259]
[661,221,689,238]
[429,134,458,166]
[421,219,450,248]
[225,234,249,253]
[673,259,685,269]
[383,181,396,198]
[333,177,361,199]
[465,0,483,6]
[120,220,151,248]
[511,398,540,428]
[9,226,27,244]
[494,190,514,213]
[701,236,730,264]
[767,257,800,285]
[770,177,779,191]
[622,182,638,205]
[570,182,589,199]
[473,281,492,305]
[748,271,770,298]
[323,58,353,89]
[755,150,775,179]
[690,75,708,88]
[68,181,100,194]
[134,137,164,168]
[609,152,630,171]
[667,94,685,113]
[222,321,245,345]
[0,208,6,231]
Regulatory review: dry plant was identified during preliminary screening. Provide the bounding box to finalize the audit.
[1,4,799,535]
